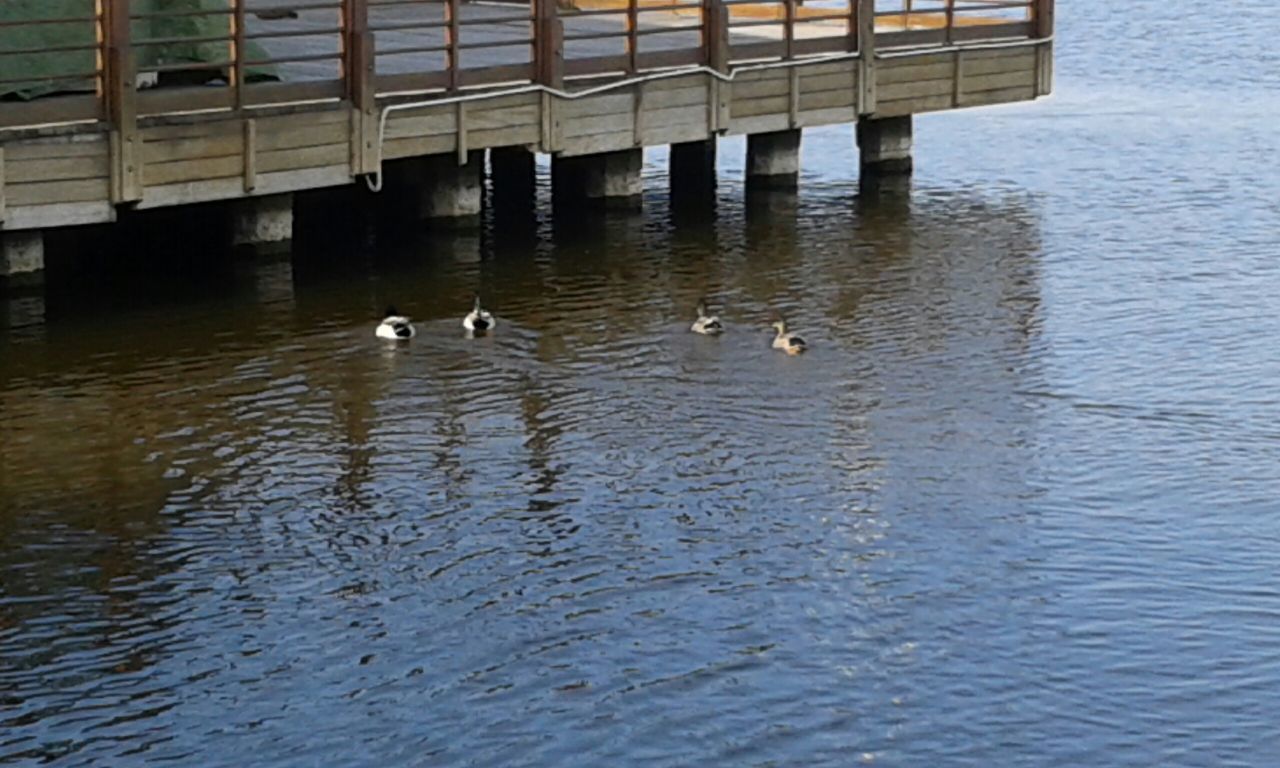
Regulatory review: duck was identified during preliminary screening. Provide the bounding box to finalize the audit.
[771,319,807,355]
[463,294,495,333]
[375,306,415,340]
[690,300,724,335]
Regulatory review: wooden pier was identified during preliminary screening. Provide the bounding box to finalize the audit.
[0,0,1052,279]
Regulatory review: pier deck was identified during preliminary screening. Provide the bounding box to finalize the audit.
[0,0,1052,240]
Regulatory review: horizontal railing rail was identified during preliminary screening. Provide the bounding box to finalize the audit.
[0,0,1052,131]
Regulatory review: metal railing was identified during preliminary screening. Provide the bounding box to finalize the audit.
[0,0,1052,131]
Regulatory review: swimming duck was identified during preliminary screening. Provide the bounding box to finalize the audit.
[771,319,806,355]
[463,294,495,333]
[375,306,415,340]
[690,300,724,335]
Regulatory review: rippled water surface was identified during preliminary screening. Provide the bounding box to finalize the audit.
[4,2,1280,765]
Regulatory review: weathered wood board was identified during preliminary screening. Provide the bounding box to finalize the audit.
[0,41,1048,231]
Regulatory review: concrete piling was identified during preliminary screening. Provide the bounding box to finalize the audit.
[0,231,45,284]
[231,194,295,252]
[857,115,914,177]
[670,139,717,191]
[746,130,801,187]
[553,148,643,208]
[417,152,484,223]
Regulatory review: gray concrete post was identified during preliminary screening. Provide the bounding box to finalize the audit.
[489,146,537,204]
[232,194,295,251]
[0,231,46,284]
[746,129,801,187]
[553,149,643,208]
[671,139,717,186]
[582,148,643,206]
[857,115,914,176]
[417,151,484,223]
[551,154,586,204]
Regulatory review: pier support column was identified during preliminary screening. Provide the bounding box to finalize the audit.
[550,154,585,205]
[555,148,645,209]
[582,148,643,207]
[490,147,537,197]
[671,139,717,189]
[417,151,484,223]
[232,194,294,252]
[857,116,913,177]
[746,129,801,187]
[488,147,538,239]
[553,149,643,208]
[0,231,45,285]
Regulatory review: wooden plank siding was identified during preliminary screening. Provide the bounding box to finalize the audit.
[0,136,114,230]
[874,46,1039,117]
[0,0,1053,233]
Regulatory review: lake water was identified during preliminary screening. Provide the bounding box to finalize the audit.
[4,1,1280,765]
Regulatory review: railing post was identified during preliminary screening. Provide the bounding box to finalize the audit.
[784,0,796,59]
[536,0,565,153]
[856,0,875,115]
[446,0,461,91]
[1034,0,1054,36]
[846,0,857,53]
[346,0,378,176]
[232,0,247,108]
[704,0,729,73]
[1034,0,1053,95]
[106,0,142,204]
[704,0,730,133]
[626,0,639,75]
[944,0,954,45]
[535,0,564,89]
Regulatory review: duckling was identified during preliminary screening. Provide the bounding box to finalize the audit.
[771,319,807,355]
[690,300,724,335]
[463,294,495,333]
[375,306,415,340]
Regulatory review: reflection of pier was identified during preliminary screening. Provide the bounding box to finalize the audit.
[1,0,1052,282]
[0,180,1048,761]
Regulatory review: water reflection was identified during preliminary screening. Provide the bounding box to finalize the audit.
[8,0,1280,759]
[0,162,1056,765]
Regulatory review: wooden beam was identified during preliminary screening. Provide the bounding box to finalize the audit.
[456,102,468,164]
[788,68,800,128]
[705,0,730,131]
[232,0,247,108]
[106,0,142,204]
[784,0,796,60]
[856,0,876,115]
[0,147,6,224]
[633,85,643,146]
[244,119,258,192]
[626,0,639,75]
[536,0,565,90]
[952,49,963,107]
[705,0,730,73]
[540,91,557,153]
[847,0,858,53]
[346,0,378,176]
[1034,0,1054,95]
[1035,0,1055,37]
[447,0,461,93]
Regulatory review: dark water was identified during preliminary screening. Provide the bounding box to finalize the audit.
[4,2,1280,765]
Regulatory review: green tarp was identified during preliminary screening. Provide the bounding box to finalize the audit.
[1,0,277,100]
